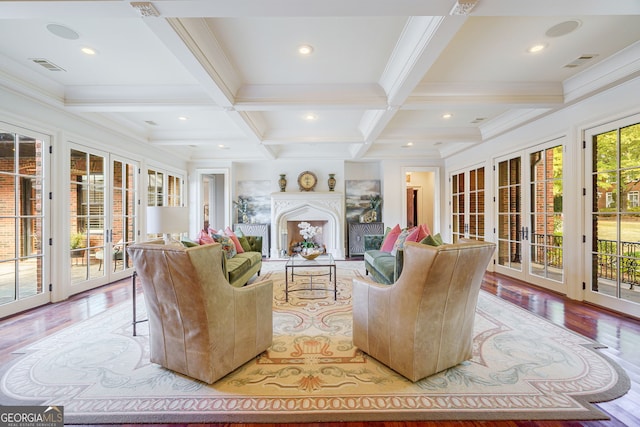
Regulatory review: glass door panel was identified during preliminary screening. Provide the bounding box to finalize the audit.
[497,158,522,271]
[588,122,640,309]
[468,167,485,240]
[0,129,48,316]
[70,149,106,284]
[495,143,564,291]
[451,172,464,243]
[69,147,137,290]
[111,158,137,274]
[529,145,564,282]
[450,166,485,243]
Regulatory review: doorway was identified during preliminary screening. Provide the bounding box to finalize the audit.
[494,140,565,293]
[406,187,418,228]
[402,168,438,233]
[69,145,138,294]
[194,168,229,234]
[0,127,50,318]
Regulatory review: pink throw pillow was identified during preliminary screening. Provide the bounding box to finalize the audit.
[198,229,214,245]
[224,226,244,253]
[405,225,427,243]
[420,223,432,237]
[380,224,401,253]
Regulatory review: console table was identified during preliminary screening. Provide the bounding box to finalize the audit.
[348,222,384,257]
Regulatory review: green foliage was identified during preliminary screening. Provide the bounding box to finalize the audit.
[70,232,86,249]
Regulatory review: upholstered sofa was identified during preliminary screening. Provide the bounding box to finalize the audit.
[363,234,403,285]
[184,235,263,287]
[128,241,273,384]
[353,239,496,382]
[221,235,263,287]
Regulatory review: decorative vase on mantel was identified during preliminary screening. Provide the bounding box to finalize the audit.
[327,173,336,192]
[278,174,287,192]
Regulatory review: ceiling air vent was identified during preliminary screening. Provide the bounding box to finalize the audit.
[30,58,66,72]
[144,120,158,126]
[564,54,598,69]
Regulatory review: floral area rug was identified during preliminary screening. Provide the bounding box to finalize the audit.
[0,261,630,423]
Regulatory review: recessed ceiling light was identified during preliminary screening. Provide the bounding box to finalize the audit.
[304,113,318,121]
[442,113,452,119]
[46,23,79,40]
[178,116,188,121]
[81,47,97,55]
[528,43,547,54]
[298,45,314,55]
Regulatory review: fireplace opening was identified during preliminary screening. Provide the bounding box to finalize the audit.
[286,220,327,255]
[270,192,345,259]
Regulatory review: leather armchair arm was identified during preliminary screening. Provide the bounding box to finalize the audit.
[352,276,393,356]
[231,278,273,354]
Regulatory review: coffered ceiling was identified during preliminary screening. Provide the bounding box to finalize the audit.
[1,0,639,161]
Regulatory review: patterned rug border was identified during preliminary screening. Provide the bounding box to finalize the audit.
[0,264,631,424]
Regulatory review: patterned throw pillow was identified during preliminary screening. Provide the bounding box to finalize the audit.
[391,227,415,256]
[212,234,237,259]
[224,226,244,253]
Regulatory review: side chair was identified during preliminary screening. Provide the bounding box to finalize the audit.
[128,241,273,384]
[352,239,496,382]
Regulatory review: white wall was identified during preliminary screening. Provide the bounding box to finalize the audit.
[233,159,347,194]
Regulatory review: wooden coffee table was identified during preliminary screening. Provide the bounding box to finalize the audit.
[285,253,337,302]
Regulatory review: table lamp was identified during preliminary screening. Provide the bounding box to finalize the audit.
[146,206,189,245]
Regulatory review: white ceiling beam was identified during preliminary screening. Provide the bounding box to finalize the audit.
[405,82,564,108]
[355,15,467,158]
[1,0,638,19]
[234,84,387,111]
[63,85,217,112]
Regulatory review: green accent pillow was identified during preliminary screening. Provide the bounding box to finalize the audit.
[181,237,199,248]
[420,233,444,247]
[238,236,252,252]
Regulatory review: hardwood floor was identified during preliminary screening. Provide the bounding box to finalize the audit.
[1,265,639,427]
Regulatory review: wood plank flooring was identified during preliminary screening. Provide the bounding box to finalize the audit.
[1,264,639,427]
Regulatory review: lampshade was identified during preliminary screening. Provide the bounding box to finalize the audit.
[146,206,189,243]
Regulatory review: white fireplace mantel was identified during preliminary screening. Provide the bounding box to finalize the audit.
[270,192,345,259]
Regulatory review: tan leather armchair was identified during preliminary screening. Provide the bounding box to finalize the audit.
[128,241,273,384]
[352,239,496,382]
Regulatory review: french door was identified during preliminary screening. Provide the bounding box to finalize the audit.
[69,145,138,293]
[584,117,640,316]
[0,126,50,318]
[450,165,485,243]
[494,141,564,292]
